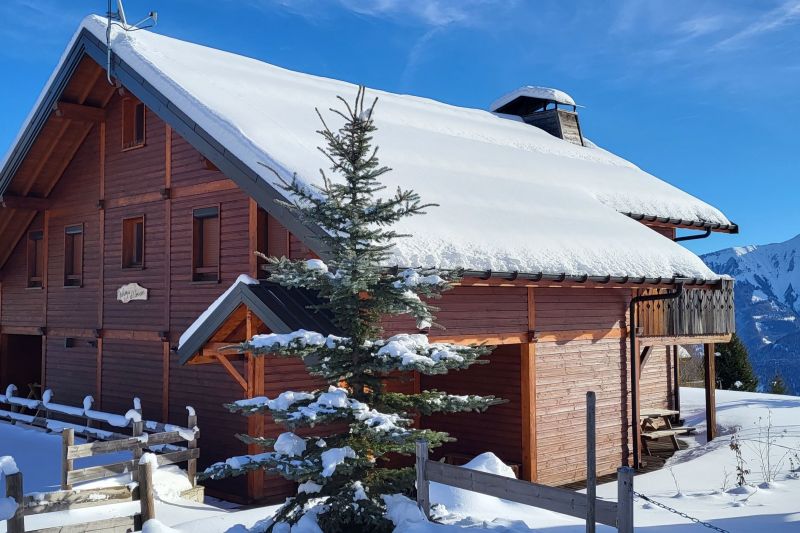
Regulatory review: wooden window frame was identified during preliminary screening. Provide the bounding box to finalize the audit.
[121,215,146,270]
[26,230,44,289]
[63,223,84,288]
[191,205,221,283]
[121,98,146,151]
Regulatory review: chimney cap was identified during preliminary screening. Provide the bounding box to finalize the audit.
[490,86,577,114]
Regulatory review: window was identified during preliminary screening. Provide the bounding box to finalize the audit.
[192,207,220,282]
[27,230,44,288]
[64,224,83,287]
[122,216,145,268]
[122,98,145,150]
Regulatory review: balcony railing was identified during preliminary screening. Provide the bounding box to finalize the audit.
[637,279,735,338]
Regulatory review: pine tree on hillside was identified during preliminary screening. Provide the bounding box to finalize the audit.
[769,372,788,395]
[716,333,758,392]
[199,87,503,532]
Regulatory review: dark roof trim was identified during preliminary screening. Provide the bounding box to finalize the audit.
[623,212,739,234]
[387,267,725,288]
[175,280,339,365]
[0,29,331,260]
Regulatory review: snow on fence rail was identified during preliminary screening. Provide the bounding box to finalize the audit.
[415,392,635,533]
[0,384,201,499]
[3,456,157,533]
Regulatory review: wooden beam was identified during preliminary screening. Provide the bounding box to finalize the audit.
[162,341,170,422]
[215,354,248,392]
[672,345,681,423]
[0,195,51,211]
[535,328,626,344]
[53,101,106,123]
[638,334,731,347]
[520,287,537,482]
[249,198,258,277]
[427,333,527,345]
[246,310,265,500]
[632,339,642,469]
[703,343,717,442]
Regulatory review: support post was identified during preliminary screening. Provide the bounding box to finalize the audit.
[5,471,24,533]
[415,440,430,519]
[187,409,198,487]
[138,461,156,524]
[586,391,596,533]
[631,338,642,469]
[131,420,144,482]
[61,428,74,490]
[671,345,681,425]
[703,343,717,442]
[616,466,634,533]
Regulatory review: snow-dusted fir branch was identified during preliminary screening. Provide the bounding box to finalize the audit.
[211,86,500,532]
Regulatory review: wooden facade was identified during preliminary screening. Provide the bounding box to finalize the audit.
[0,55,736,503]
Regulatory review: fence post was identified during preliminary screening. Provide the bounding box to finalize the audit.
[586,391,596,533]
[138,460,156,524]
[187,408,198,487]
[616,466,634,533]
[131,420,144,483]
[5,471,24,533]
[61,428,74,490]
[415,440,430,519]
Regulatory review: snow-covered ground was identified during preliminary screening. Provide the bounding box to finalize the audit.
[2,388,799,532]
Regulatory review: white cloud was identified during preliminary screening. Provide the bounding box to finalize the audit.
[256,0,516,28]
[713,0,800,50]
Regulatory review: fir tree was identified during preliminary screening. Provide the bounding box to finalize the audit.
[716,333,758,392]
[199,87,502,532]
[769,372,788,395]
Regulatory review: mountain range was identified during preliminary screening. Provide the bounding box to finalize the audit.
[701,234,800,395]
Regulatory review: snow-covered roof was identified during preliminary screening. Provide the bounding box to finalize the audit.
[1,16,735,281]
[489,85,577,111]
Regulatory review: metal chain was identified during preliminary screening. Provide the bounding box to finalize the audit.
[633,491,731,533]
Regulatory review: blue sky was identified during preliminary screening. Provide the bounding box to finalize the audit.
[1,0,798,255]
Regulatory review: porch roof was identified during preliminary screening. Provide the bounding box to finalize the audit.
[175,276,339,365]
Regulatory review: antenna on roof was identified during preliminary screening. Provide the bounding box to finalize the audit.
[105,0,158,85]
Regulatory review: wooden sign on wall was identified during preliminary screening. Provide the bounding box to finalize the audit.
[117,283,148,303]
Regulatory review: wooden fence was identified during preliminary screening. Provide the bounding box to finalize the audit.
[416,392,634,533]
[1,384,201,532]
[4,461,156,533]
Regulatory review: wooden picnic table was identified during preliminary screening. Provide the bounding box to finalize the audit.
[640,407,694,455]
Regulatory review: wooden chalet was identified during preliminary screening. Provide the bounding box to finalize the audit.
[0,16,737,502]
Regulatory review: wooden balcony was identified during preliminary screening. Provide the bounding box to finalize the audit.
[636,280,735,343]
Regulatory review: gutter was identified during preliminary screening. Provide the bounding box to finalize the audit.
[674,229,712,242]
[628,283,684,469]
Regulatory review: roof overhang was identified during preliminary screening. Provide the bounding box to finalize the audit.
[623,212,739,234]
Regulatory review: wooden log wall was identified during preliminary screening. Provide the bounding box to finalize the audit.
[533,288,632,485]
[421,344,523,467]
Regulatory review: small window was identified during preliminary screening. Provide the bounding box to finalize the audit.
[122,216,145,268]
[122,98,145,150]
[27,230,44,288]
[64,224,83,287]
[192,207,220,282]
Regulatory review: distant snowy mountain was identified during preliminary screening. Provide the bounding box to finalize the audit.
[702,234,800,394]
